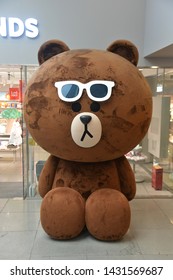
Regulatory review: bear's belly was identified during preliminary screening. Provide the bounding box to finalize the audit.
[52,159,121,199]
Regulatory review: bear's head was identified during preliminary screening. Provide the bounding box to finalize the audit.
[24,39,152,162]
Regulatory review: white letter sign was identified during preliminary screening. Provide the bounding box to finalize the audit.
[0,17,39,38]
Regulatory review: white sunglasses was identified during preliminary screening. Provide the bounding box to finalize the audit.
[54,80,115,102]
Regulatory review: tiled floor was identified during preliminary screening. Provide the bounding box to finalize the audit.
[0,197,173,260]
[0,159,173,260]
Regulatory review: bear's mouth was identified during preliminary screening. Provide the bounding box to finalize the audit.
[71,112,102,148]
[81,125,93,141]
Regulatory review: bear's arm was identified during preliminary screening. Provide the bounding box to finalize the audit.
[115,155,136,201]
[38,155,59,198]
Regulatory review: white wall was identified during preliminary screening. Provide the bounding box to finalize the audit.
[144,0,173,56]
[0,0,173,66]
[0,0,146,65]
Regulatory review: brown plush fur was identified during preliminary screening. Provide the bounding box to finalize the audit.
[24,39,152,240]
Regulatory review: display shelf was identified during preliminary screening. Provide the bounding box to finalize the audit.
[0,136,10,141]
[0,146,21,162]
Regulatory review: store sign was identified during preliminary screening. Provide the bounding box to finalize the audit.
[9,88,20,100]
[0,17,39,38]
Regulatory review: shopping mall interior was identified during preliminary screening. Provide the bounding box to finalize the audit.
[0,65,173,260]
[1,0,173,264]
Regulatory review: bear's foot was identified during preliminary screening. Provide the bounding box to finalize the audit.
[85,188,130,241]
[40,188,85,239]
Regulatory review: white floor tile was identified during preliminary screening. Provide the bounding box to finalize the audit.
[133,229,173,255]
[2,198,41,213]
[131,210,173,230]
[0,212,40,231]
[0,231,36,259]
[130,198,159,211]
[31,229,87,259]
[0,199,8,212]
[154,198,173,210]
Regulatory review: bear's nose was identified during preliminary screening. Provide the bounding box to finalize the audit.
[80,115,92,125]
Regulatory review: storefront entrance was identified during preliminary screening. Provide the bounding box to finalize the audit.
[0,65,173,199]
[0,65,38,198]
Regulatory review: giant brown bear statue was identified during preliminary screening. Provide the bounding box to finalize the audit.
[24,39,152,241]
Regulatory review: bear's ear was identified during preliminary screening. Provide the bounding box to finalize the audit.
[107,40,139,66]
[38,39,70,65]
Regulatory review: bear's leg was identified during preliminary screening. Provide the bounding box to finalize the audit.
[85,188,130,241]
[40,188,85,239]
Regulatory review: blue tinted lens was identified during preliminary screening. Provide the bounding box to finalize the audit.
[90,84,108,98]
[61,84,79,98]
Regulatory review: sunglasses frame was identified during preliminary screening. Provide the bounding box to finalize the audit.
[54,80,115,102]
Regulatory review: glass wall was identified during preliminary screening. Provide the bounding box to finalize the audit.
[0,65,23,198]
[20,66,49,198]
[141,67,173,192]
[23,66,173,195]
[1,65,173,198]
